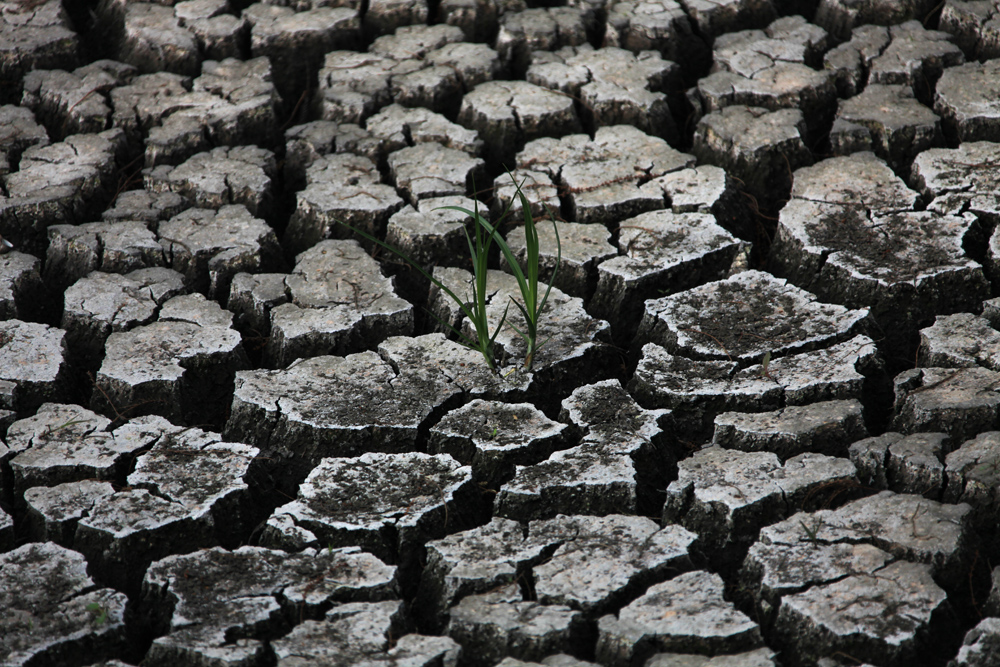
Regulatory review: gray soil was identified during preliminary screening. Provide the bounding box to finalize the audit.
[2,1,1000,667]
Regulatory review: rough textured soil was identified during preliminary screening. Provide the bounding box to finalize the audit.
[3,0,1000,666]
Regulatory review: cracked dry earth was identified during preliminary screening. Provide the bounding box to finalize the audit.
[8,1,1000,666]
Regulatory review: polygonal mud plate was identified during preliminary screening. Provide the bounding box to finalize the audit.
[285,153,404,254]
[740,535,894,624]
[492,169,561,221]
[366,104,484,157]
[71,415,260,591]
[712,399,869,460]
[744,491,973,597]
[419,513,696,635]
[429,399,570,486]
[101,188,188,224]
[1,543,128,667]
[596,570,763,667]
[92,293,248,427]
[823,24,890,98]
[951,618,1000,667]
[272,601,462,667]
[635,269,872,364]
[911,142,1000,289]
[495,6,590,75]
[495,379,672,521]
[272,600,406,663]
[5,403,120,497]
[689,0,791,42]
[590,209,745,337]
[503,219,615,300]
[693,17,835,128]
[157,204,282,298]
[933,60,1000,144]
[493,438,645,522]
[773,561,951,667]
[140,545,398,667]
[458,79,581,166]
[385,195,480,268]
[943,431,1000,553]
[691,105,812,211]
[61,268,186,369]
[377,333,534,402]
[515,125,695,225]
[642,164,754,241]
[264,239,413,368]
[814,0,936,40]
[663,446,857,562]
[849,431,947,498]
[833,84,943,171]
[428,267,612,398]
[0,250,44,321]
[559,379,670,447]
[630,334,883,435]
[771,152,989,341]
[918,313,1000,371]
[892,366,1000,445]
[0,319,71,412]
[248,3,362,105]
[645,649,778,667]
[0,129,124,255]
[417,517,556,631]
[23,479,116,545]
[446,585,587,667]
[603,0,702,64]
[488,272,613,394]
[387,142,485,206]
[780,151,920,216]
[316,25,486,122]
[527,514,696,616]
[911,142,1000,226]
[225,348,463,494]
[143,145,276,218]
[260,452,479,570]
[526,45,679,141]
[282,119,380,190]
[776,200,987,316]
[866,20,963,96]
[140,57,282,167]
[0,105,48,173]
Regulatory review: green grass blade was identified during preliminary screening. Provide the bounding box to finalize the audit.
[506,298,532,343]
[489,300,512,348]
[535,201,561,318]
[518,188,539,314]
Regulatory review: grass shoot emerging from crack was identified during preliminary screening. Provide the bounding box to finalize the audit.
[442,176,561,371]
[338,176,560,373]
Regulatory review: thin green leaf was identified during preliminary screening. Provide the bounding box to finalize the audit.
[507,298,532,342]
[506,318,526,339]
[534,334,554,353]
[535,201,561,321]
[489,301,512,348]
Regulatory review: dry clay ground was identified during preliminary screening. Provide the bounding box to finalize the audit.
[5,0,1000,665]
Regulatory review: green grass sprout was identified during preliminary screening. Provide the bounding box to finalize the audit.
[443,174,561,370]
[86,602,109,626]
[337,175,559,373]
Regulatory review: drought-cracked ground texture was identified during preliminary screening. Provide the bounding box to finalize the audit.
[5,0,1000,665]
